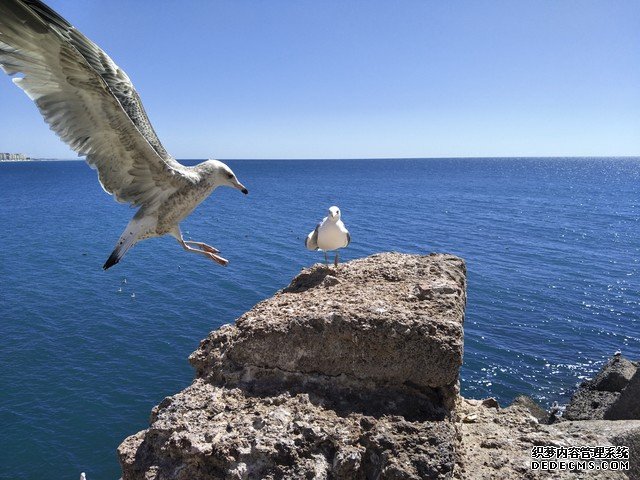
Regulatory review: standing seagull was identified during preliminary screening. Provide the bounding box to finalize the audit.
[0,0,248,269]
[305,206,351,266]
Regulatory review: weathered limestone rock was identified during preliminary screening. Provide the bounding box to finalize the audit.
[592,356,637,393]
[118,380,460,480]
[606,369,640,420]
[508,395,550,424]
[190,253,466,413]
[564,389,620,421]
[455,399,640,479]
[611,427,640,479]
[564,355,636,421]
[119,253,467,480]
[117,253,640,480]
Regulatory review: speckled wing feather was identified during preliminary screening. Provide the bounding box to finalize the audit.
[0,0,194,208]
[19,0,173,162]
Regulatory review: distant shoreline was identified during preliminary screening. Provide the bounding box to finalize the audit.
[0,154,30,161]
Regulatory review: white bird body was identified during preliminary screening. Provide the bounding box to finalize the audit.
[316,217,350,251]
[0,0,248,269]
[306,206,350,265]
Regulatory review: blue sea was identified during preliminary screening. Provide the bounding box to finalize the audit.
[1,158,639,479]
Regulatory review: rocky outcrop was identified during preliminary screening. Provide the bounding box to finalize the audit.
[456,399,640,479]
[118,253,640,479]
[119,381,459,480]
[564,355,638,421]
[119,253,467,479]
[606,368,640,420]
[189,253,466,416]
[593,356,637,392]
[564,389,620,421]
[508,395,550,424]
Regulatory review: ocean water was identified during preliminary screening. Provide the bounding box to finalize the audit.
[0,158,638,479]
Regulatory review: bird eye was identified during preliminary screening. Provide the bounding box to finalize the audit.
[227,173,233,179]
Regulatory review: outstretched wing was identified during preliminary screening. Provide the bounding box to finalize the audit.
[305,223,321,251]
[0,0,193,208]
[19,0,171,160]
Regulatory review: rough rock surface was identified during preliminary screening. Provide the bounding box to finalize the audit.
[606,369,640,420]
[509,395,550,424]
[119,380,459,480]
[565,355,637,421]
[118,254,640,479]
[564,389,620,421]
[119,253,467,479]
[592,356,637,392]
[455,399,640,479]
[610,426,640,479]
[190,253,466,414]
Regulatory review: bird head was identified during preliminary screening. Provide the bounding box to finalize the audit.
[328,206,341,221]
[206,159,248,195]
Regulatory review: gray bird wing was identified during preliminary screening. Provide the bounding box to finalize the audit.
[19,0,173,162]
[0,0,194,208]
[345,231,351,247]
[305,222,321,251]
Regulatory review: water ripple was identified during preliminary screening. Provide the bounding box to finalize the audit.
[0,158,638,479]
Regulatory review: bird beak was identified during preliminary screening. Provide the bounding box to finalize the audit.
[236,182,248,195]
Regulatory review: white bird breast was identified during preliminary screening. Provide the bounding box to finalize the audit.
[317,220,349,251]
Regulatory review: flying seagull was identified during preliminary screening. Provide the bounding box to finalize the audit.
[305,206,351,266]
[0,0,248,270]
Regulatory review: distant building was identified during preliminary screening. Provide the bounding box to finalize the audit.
[0,152,30,161]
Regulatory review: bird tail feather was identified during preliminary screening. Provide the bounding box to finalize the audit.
[103,213,153,270]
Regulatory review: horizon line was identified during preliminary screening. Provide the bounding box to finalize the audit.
[19,155,640,162]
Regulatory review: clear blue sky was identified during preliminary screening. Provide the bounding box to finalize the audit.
[0,0,638,159]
